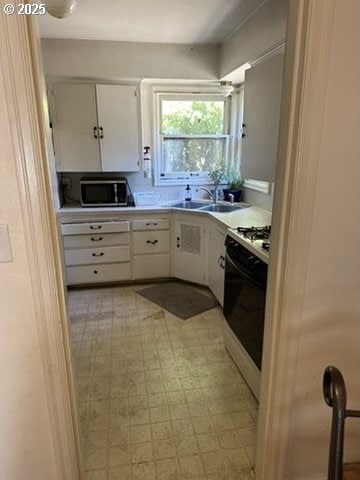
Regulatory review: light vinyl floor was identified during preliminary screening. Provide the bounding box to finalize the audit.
[68,284,258,480]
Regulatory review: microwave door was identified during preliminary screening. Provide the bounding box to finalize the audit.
[81,183,115,206]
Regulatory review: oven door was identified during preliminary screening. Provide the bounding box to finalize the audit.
[223,248,267,371]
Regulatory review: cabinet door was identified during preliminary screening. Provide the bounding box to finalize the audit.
[208,225,226,306]
[174,218,206,285]
[52,84,100,172]
[241,53,284,182]
[96,85,140,172]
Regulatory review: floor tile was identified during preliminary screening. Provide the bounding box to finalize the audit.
[68,284,257,480]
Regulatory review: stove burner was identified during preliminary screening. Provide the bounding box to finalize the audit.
[237,225,271,241]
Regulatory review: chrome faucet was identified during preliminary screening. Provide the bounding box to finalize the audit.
[197,186,219,203]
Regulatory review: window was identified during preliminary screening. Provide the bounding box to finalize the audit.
[155,93,231,185]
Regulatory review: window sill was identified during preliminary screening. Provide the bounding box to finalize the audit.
[244,179,271,194]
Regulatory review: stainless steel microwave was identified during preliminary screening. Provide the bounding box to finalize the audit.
[80,178,128,207]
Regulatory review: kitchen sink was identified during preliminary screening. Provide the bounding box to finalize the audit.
[171,201,208,209]
[199,203,248,213]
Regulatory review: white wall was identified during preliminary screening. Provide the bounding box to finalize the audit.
[41,38,220,81]
[220,0,288,78]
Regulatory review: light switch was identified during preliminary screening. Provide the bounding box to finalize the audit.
[0,225,13,263]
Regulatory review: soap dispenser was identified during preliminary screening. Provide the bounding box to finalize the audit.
[185,184,192,202]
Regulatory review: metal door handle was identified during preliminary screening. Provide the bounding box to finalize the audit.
[92,252,104,257]
[90,225,102,230]
[146,240,158,245]
[91,237,103,242]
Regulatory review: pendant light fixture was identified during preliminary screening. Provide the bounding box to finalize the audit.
[46,0,77,18]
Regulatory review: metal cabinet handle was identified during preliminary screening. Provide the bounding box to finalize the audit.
[146,222,158,226]
[91,237,103,242]
[99,126,104,139]
[146,240,158,245]
[176,236,180,248]
[242,122,246,138]
[90,225,102,230]
[93,126,98,139]
[92,252,104,257]
[93,270,98,274]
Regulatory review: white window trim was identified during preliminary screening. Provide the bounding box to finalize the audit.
[153,90,234,186]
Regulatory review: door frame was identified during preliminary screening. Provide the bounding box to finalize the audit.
[256,1,338,479]
[0,1,342,479]
[0,10,84,480]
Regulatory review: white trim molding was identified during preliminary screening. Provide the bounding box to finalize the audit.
[0,10,83,480]
[256,1,342,480]
[244,179,271,194]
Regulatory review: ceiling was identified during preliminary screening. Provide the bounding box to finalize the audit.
[38,0,266,44]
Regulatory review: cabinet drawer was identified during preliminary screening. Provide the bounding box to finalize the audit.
[64,245,130,266]
[133,231,170,254]
[66,263,131,285]
[63,232,130,249]
[61,221,130,235]
[132,219,169,231]
[133,254,170,280]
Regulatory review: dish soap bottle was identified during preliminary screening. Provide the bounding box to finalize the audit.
[185,184,192,202]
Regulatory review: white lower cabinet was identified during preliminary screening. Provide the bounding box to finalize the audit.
[61,220,131,285]
[208,223,226,306]
[132,217,171,279]
[173,216,207,285]
[67,263,131,285]
[60,212,227,297]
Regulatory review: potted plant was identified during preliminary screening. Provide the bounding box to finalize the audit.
[223,167,244,202]
[208,165,225,186]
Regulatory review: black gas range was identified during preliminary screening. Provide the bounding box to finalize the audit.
[226,225,271,264]
[222,224,271,399]
[237,225,271,252]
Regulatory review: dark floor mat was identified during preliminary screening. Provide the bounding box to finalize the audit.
[137,281,218,319]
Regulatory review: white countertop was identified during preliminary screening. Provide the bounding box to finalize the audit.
[58,201,272,262]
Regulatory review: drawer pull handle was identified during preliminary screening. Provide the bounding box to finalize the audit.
[177,237,180,248]
[146,222,158,226]
[146,240,158,245]
[91,237,103,242]
[90,225,102,230]
[93,270,98,274]
[92,252,104,257]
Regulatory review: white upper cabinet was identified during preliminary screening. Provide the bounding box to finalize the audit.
[52,84,100,172]
[96,85,140,172]
[241,53,284,182]
[52,83,140,172]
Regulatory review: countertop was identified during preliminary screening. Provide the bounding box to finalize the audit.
[58,201,272,262]
[58,201,271,227]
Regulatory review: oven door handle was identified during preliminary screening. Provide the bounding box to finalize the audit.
[225,251,266,291]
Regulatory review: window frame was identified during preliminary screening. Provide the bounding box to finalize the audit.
[154,92,232,186]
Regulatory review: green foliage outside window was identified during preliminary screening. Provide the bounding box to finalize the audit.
[161,100,227,174]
